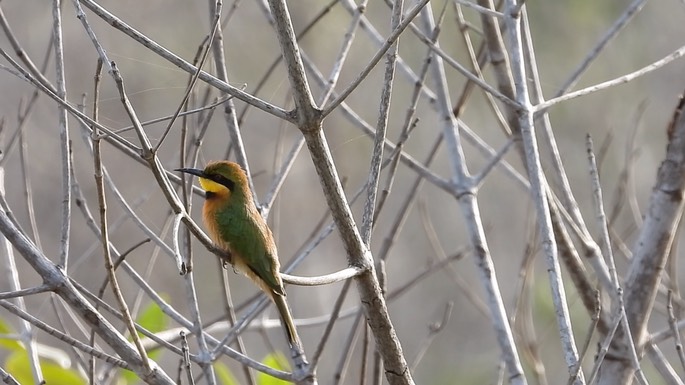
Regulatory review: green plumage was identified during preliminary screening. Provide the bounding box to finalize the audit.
[212,199,284,295]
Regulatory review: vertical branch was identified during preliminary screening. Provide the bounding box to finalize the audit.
[521,9,613,293]
[302,130,412,385]
[587,136,649,385]
[475,0,517,130]
[504,2,583,383]
[586,134,620,285]
[266,0,319,120]
[625,92,685,335]
[262,0,372,218]
[86,58,103,385]
[421,4,528,385]
[667,291,685,375]
[599,91,685,385]
[361,0,403,242]
[373,2,444,234]
[266,0,414,383]
[53,0,72,269]
[92,100,152,376]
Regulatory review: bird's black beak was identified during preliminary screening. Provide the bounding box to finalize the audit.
[175,168,206,178]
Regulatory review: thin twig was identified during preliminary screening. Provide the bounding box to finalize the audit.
[153,0,222,153]
[77,0,293,121]
[310,279,353,371]
[180,331,195,385]
[54,0,72,270]
[668,290,685,374]
[323,0,431,117]
[332,313,363,385]
[552,0,647,96]
[567,290,601,385]
[505,3,583,382]
[0,285,52,300]
[92,89,152,374]
[536,44,685,114]
[455,0,504,17]
[410,302,454,371]
[0,366,20,385]
[360,0,403,244]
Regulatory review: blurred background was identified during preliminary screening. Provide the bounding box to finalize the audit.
[1,0,685,384]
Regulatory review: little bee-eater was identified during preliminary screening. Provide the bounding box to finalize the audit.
[177,161,302,351]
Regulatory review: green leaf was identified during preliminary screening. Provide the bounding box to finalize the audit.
[214,362,240,385]
[0,317,22,351]
[136,296,168,337]
[119,368,140,385]
[6,350,86,385]
[0,319,71,366]
[257,352,291,385]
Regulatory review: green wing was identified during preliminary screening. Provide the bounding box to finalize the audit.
[214,204,282,292]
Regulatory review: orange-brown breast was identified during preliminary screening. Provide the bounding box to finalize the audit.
[202,191,231,250]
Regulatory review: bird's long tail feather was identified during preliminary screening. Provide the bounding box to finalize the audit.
[273,293,301,349]
[272,293,310,373]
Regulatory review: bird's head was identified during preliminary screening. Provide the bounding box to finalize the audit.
[176,161,250,201]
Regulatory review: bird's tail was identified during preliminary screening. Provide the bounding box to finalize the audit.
[272,293,301,349]
[272,293,309,373]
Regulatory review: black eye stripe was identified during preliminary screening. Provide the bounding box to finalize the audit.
[210,174,235,191]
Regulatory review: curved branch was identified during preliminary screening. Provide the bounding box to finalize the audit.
[281,267,364,286]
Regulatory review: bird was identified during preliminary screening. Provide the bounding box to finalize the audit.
[176,161,302,352]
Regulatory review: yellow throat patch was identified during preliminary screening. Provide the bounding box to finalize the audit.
[199,177,229,195]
